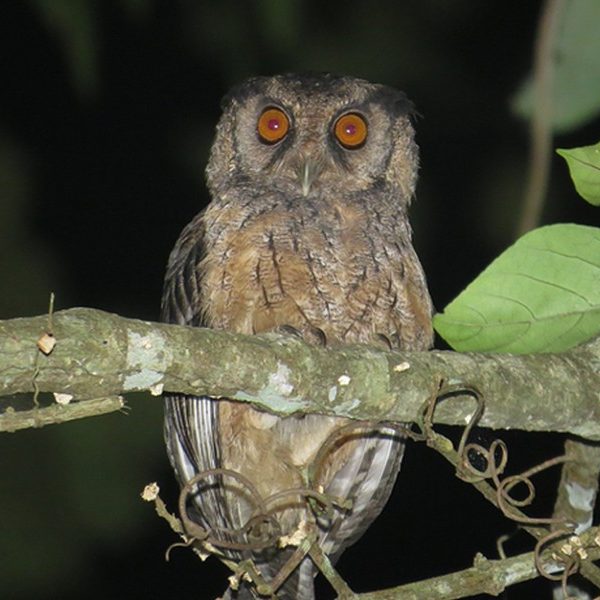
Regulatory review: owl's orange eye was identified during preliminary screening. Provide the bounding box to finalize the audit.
[334,113,368,149]
[257,107,290,144]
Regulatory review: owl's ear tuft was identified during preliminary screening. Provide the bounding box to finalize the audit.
[369,87,416,120]
[219,76,270,112]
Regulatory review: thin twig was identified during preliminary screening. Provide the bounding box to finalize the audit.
[0,395,124,432]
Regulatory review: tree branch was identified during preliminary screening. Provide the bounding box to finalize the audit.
[1,308,599,439]
[0,395,124,431]
[357,544,600,600]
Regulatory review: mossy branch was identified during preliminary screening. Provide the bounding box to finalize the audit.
[1,307,599,438]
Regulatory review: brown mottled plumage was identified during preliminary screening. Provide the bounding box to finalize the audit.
[162,73,433,599]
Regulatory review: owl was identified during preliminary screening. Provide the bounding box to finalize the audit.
[162,73,433,599]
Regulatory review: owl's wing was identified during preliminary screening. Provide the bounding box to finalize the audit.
[161,213,235,539]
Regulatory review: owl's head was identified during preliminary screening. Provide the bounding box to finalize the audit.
[206,73,418,205]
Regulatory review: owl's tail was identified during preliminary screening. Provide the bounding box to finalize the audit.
[222,556,316,599]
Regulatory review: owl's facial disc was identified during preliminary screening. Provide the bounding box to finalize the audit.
[232,84,410,197]
[207,75,419,206]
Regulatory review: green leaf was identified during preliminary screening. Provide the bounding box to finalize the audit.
[557,142,600,205]
[29,0,99,98]
[433,224,600,353]
[512,1,600,132]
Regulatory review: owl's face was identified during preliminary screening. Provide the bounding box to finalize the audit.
[207,74,418,204]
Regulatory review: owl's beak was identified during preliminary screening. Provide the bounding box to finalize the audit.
[299,158,320,197]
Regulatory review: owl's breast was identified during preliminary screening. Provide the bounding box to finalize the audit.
[200,201,432,348]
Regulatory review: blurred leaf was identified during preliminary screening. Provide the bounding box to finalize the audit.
[29,0,99,97]
[256,0,302,50]
[512,0,600,132]
[118,0,153,21]
[557,141,600,205]
[433,224,600,353]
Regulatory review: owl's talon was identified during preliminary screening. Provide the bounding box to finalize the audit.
[275,325,327,347]
[276,324,303,339]
[307,327,327,347]
[373,333,393,350]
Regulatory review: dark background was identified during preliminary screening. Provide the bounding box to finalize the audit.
[1,1,598,598]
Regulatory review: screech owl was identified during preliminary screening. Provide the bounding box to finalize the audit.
[161,73,433,599]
